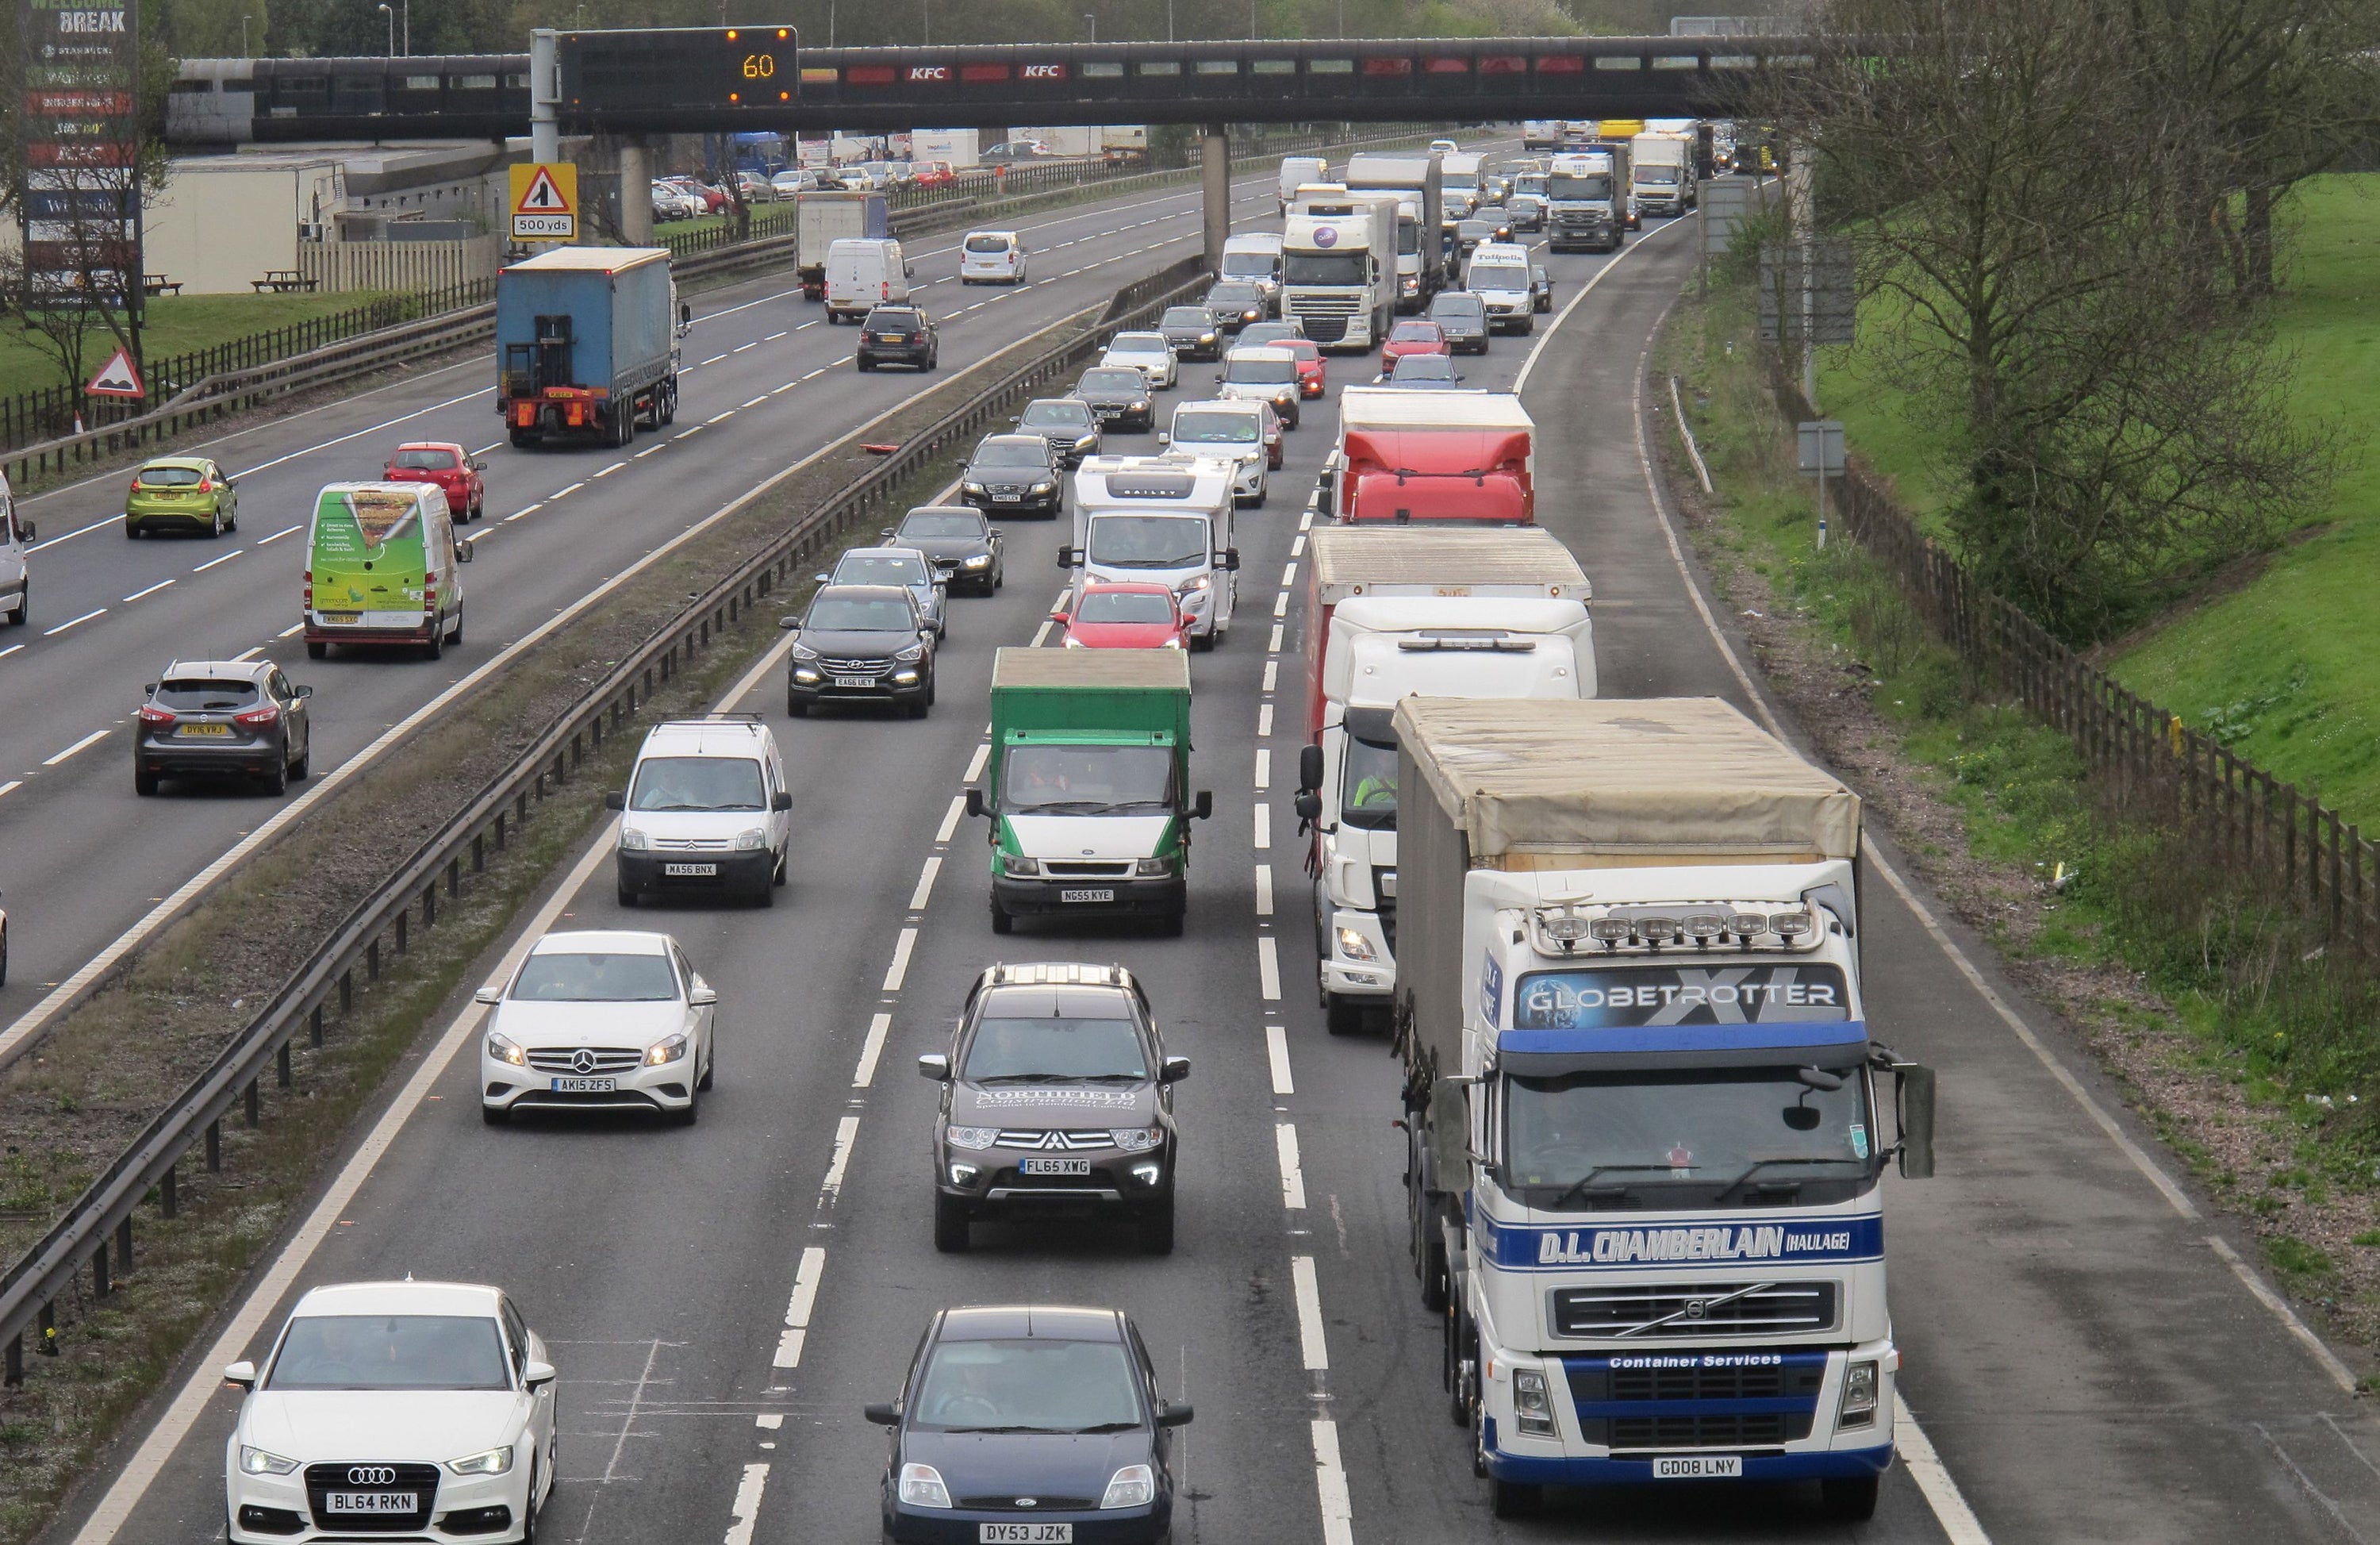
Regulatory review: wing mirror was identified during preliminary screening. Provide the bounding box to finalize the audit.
[1161,1055,1191,1083]
[813,571,832,584]
[690,985,720,1005]
[863,1402,902,1426]
[13,522,32,543]
[474,982,504,1005]
[1191,790,1213,821]
[1049,609,1071,625]
[1156,431,1170,445]
[455,540,474,562]
[293,684,314,699]
[772,790,793,811]
[1156,1400,1195,1427]
[1428,1076,1476,1180]
[1293,790,1322,822]
[605,790,626,809]
[917,1052,951,1080]
[778,617,801,631]
[223,1359,258,1389]
[1056,546,1081,568]
[964,787,988,819]
[1221,548,1242,572]
[1298,744,1324,792]
[524,1360,558,1391]
[1895,1063,1938,1179]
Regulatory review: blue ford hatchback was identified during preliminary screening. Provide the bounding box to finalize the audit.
[866,1305,1191,1543]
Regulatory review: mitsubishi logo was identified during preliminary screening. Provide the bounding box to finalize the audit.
[571,1049,597,1074]
[346,1466,398,1485]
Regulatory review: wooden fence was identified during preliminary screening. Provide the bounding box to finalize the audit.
[1766,363,2378,959]
[297,236,504,294]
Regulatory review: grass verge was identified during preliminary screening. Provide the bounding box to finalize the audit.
[0,292,402,404]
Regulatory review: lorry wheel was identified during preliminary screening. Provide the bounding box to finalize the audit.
[510,429,536,448]
[660,383,678,425]
[933,1193,971,1253]
[1491,1480,1541,1520]
[1821,1476,1879,1521]
[1324,993,1367,1037]
[989,901,1013,935]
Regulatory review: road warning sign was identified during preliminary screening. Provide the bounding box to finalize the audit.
[86,344,144,399]
[510,163,578,241]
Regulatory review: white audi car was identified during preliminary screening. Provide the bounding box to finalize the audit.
[1100,331,1180,391]
[478,928,718,1126]
[223,1281,556,1543]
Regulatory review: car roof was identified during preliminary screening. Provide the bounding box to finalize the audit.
[529,929,673,956]
[965,229,1020,240]
[936,1305,1126,1343]
[839,545,927,565]
[1021,397,1092,413]
[973,433,1051,452]
[1176,398,1260,416]
[292,1280,503,1319]
[158,659,271,682]
[1109,332,1164,344]
[1081,578,1178,595]
[815,582,916,604]
[642,715,774,755]
[392,440,466,452]
[1226,346,1297,362]
[904,503,988,520]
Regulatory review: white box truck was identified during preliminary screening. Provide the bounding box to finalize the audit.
[1343,152,1448,311]
[797,190,890,300]
[1282,191,1399,352]
[1630,130,1697,217]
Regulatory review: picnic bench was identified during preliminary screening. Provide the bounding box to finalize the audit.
[144,275,183,298]
[251,271,320,293]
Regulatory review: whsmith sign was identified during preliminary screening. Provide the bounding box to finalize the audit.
[19,0,144,310]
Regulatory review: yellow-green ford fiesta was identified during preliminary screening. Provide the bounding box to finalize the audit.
[125,455,239,537]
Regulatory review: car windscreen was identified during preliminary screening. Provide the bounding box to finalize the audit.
[1077,590,1176,625]
[1209,284,1262,304]
[1000,744,1175,813]
[1109,335,1165,353]
[628,755,768,813]
[1390,356,1457,380]
[910,1339,1142,1434]
[900,513,983,538]
[971,441,1051,470]
[512,951,679,1001]
[1019,402,1092,429]
[1433,297,1485,321]
[964,1015,1149,1079]
[1468,263,1529,292]
[154,679,260,709]
[1086,514,1208,569]
[1340,730,1398,830]
[1549,172,1612,201]
[136,465,206,486]
[267,1315,511,1391]
[1282,252,1365,286]
[1389,324,1441,344]
[836,554,928,586]
[1161,307,1209,329]
[390,448,458,471]
[1239,325,1299,348]
[1223,357,1296,384]
[964,234,1012,253]
[1172,412,1259,444]
[805,597,914,632]
[1079,370,1145,395]
[1503,1067,1872,1206]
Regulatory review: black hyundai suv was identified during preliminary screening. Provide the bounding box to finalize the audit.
[918,962,1189,1254]
[856,305,939,371]
[780,584,936,717]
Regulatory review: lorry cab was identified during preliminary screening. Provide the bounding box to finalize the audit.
[1065,455,1238,648]
[0,471,30,628]
[1546,152,1622,252]
[301,481,472,661]
[827,237,912,321]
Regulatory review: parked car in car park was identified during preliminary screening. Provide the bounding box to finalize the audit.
[133,659,312,796]
[653,179,704,221]
[607,715,793,904]
[960,434,1067,517]
[885,505,1004,595]
[781,585,938,718]
[478,929,719,1124]
[1012,397,1104,467]
[125,455,237,538]
[382,441,484,522]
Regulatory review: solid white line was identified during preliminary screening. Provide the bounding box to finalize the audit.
[772,1247,827,1368]
[935,794,966,844]
[853,1013,894,1087]
[1310,1420,1354,1545]
[1257,935,1280,1000]
[722,1462,770,1545]
[44,607,105,637]
[908,855,941,912]
[1255,864,1273,917]
[1265,1024,1294,1095]
[882,927,918,992]
[1291,1255,1326,1362]
[43,728,109,765]
[1269,624,1284,653]
[819,1116,861,1202]
[192,549,242,573]
[1254,748,1271,790]
[964,741,990,784]
[1257,703,1273,738]
[1253,805,1270,851]
[1893,1396,1991,1543]
[1031,619,1053,647]
[2206,1234,2360,1393]
[1278,1126,1308,1213]
[121,578,175,602]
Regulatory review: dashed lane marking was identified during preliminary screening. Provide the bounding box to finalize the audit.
[1277,1125,1307,1211]
[1254,749,1271,790]
[1291,1255,1327,1360]
[721,1462,770,1545]
[1257,934,1280,1000]
[1257,703,1273,738]
[192,548,243,573]
[121,578,175,602]
[1269,624,1284,653]
[819,1116,860,1204]
[43,608,104,638]
[1255,864,1273,918]
[1265,1024,1294,1095]
[964,742,990,784]
[853,1013,893,1087]
[882,926,918,991]
[908,855,941,911]
[936,794,966,844]
[771,1247,827,1368]
[257,524,302,544]
[1253,803,1270,851]
[1311,1420,1354,1545]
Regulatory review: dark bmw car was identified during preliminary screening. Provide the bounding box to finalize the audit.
[1072,367,1154,434]
[865,1305,1192,1545]
[134,659,313,795]
[1202,280,1268,332]
[858,305,939,371]
[959,434,1065,518]
[1155,304,1221,361]
[780,584,935,717]
[1012,397,1103,467]
[886,505,1004,595]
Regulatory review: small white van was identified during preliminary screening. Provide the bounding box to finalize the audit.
[1277,156,1327,215]
[0,471,31,627]
[826,237,913,321]
[959,229,1028,284]
[1219,233,1285,312]
[608,716,794,906]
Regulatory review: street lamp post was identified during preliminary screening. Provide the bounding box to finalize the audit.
[376,2,393,57]
[1083,11,1095,40]
[240,11,251,54]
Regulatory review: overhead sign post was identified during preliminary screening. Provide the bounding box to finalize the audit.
[86,344,144,398]
[1797,418,1844,550]
[509,163,579,242]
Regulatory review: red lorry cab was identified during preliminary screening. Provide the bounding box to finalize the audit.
[1330,387,1534,525]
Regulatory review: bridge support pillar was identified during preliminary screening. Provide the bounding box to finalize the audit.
[1201,125,1230,276]
[620,136,653,244]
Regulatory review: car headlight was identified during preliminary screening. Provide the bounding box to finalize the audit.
[961,552,992,567]
[646,1033,689,1067]
[1512,1366,1557,1436]
[1199,332,1215,344]
[1111,1126,1161,1152]
[946,1124,999,1151]
[1028,481,1054,494]
[1336,926,1377,962]
[1132,399,1150,412]
[898,1462,952,1508]
[733,827,766,851]
[486,1032,527,1067]
[1062,634,1086,648]
[1075,433,1099,450]
[1135,855,1173,878]
[893,642,925,663]
[619,828,651,851]
[446,1446,513,1477]
[789,643,820,662]
[1000,853,1038,878]
[962,480,987,494]
[1100,1463,1156,1509]
[1838,1359,1879,1427]
[240,1446,300,1477]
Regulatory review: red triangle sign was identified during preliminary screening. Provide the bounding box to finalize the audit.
[516,167,570,213]
[86,345,145,399]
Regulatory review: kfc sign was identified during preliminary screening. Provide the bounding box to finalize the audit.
[1021,63,1067,79]
[907,64,950,82]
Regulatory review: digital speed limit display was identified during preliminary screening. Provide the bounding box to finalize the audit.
[561,27,797,116]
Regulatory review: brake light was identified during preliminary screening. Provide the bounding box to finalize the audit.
[233,704,280,728]
[197,478,212,494]
[136,704,175,725]
[129,476,142,493]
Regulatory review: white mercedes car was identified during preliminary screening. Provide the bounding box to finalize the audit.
[1100,331,1180,391]
[478,928,718,1126]
[223,1281,556,1543]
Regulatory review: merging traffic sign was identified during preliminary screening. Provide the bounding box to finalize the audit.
[86,344,144,399]
[509,163,578,241]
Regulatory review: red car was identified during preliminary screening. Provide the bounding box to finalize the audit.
[913,160,958,190]
[1278,339,1326,399]
[1051,582,1189,650]
[383,441,484,522]
[666,176,728,213]
[1380,320,1450,369]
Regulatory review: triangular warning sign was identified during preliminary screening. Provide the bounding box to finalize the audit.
[86,345,144,399]
[516,167,570,214]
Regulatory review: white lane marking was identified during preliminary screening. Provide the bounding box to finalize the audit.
[1281,561,1298,587]
[44,607,106,637]
[820,1116,861,1202]
[277,623,304,637]
[1031,619,1053,647]
[908,855,941,911]
[794,320,819,330]
[2207,1234,2361,1393]
[702,352,730,365]
[936,794,966,844]
[192,548,243,573]
[505,503,544,521]
[1255,863,1273,917]
[765,331,788,341]
[1253,804,1270,851]
[1277,1126,1308,1212]
[1299,506,1314,531]
[964,741,990,784]
[1257,935,1280,1001]
[1257,703,1273,738]
[882,926,918,992]
[121,578,175,602]
[0,644,22,663]
[1262,659,1278,692]
[0,779,19,799]
[1310,1420,1354,1545]
[853,1013,894,1087]
[1894,1396,1991,1543]
[1254,748,1271,790]
[754,1412,783,1431]
[772,1247,828,1368]
[1273,591,1288,618]
[551,482,586,499]
[256,524,302,544]
[1269,624,1284,653]
[1512,208,1692,395]
[707,411,736,425]
[1265,1024,1294,1095]
[721,1462,770,1545]
[1291,532,1306,557]
[593,459,628,478]
[741,395,768,409]
[635,443,666,457]
[231,646,263,663]
[43,728,109,765]
[1291,1255,1328,1362]
[734,341,758,354]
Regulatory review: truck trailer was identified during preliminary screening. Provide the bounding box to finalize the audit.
[796,189,890,300]
[1327,388,1535,525]
[496,246,684,448]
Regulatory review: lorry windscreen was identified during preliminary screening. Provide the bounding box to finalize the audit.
[1341,732,1398,830]
[1636,166,1680,184]
[1548,173,1611,201]
[1087,513,1208,568]
[1284,252,1368,286]
[1001,744,1175,813]
[1503,1067,1873,1207]
[1395,219,1420,256]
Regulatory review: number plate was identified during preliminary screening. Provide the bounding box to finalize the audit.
[1651,1455,1743,1479]
[551,1076,617,1093]
[325,1492,417,1514]
[1020,1156,1092,1175]
[1058,888,1115,904]
[833,674,876,689]
[1093,408,1121,420]
[980,1525,1071,1543]
[877,334,907,343]
[318,611,361,625]
[662,862,718,877]
[992,494,1022,502]
[178,723,232,736]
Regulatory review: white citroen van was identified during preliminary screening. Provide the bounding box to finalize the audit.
[826,238,914,321]
[608,716,794,906]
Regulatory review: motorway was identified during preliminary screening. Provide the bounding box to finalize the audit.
[41,189,2380,1545]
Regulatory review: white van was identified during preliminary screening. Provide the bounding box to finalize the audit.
[826,237,912,321]
[1219,233,1285,313]
[1161,400,1272,507]
[1278,156,1327,215]
[0,471,30,627]
[608,715,794,906]
[1063,455,1239,648]
[1464,241,1537,334]
[958,229,1028,284]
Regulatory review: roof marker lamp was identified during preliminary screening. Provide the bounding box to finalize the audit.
[1728,912,1768,946]
[1587,917,1633,951]
[1637,915,1679,950]
[1682,912,1728,948]
[1771,909,1814,940]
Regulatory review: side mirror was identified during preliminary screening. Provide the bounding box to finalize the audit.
[680,302,693,326]
[1192,790,1213,821]
[1298,744,1324,791]
[1427,1078,1473,1181]
[1161,1055,1191,1083]
[474,984,503,1005]
[813,571,832,584]
[1056,546,1081,568]
[778,617,801,631]
[605,790,626,810]
[1156,431,1170,445]
[455,540,475,562]
[524,1360,557,1391]
[1222,549,1242,572]
[690,985,719,1006]
[862,1402,902,1426]
[1896,1063,1937,1179]
[13,523,31,543]
[1156,1401,1194,1427]
[293,684,314,699]
[1049,610,1070,625]
[1293,790,1322,822]
[964,787,987,819]
[772,790,793,811]
[224,1359,258,1389]
[917,1052,951,1080]
[1317,467,1338,496]
[880,527,895,536]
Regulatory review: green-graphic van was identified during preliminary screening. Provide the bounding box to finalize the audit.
[303,482,472,660]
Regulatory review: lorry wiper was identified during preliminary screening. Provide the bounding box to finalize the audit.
[1613,1280,1777,1339]
[1543,1164,1679,1210]
[1709,1155,1866,1204]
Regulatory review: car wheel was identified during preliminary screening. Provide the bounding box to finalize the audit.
[1,921,10,987]
[260,755,288,796]
[208,509,223,538]
[697,1041,716,1091]
[482,1103,510,1127]
[934,1193,971,1252]
[858,356,874,371]
[449,611,463,648]
[424,617,444,661]
[124,518,139,537]
[1154,910,1184,939]
[908,693,929,720]
[1141,1193,1176,1255]
[616,878,638,908]
[520,1462,539,1542]
[674,1083,700,1127]
[993,563,1004,591]
[134,767,159,797]
[306,640,328,660]
[787,695,809,717]
[774,847,789,887]
[288,743,309,779]
[1491,1479,1541,1520]
[754,873,775,908]
[7,583,25,626]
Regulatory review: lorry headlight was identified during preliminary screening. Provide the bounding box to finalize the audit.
[1000,853,1038,878]
[945,1124,999,1151]
[1135,855,1174,878]
[486,1032,527,1067]
[1100,1463,1156,1508]
[646,1033,689,1067]
[1111,1126,1161,1152]
[1336,927,1377,962]
[734,827,766,851]
[619,828,651,851]
[1512,1367,1557,1437]
[1838,1359,1879,1428]
[240,1446,300,1477]
[897,1462,951,1508]
[1179,574,1211,593]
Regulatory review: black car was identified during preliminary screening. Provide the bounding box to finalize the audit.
[919,960,1189,1251]
[1505,191,1546,232]
[866,1305,1192,1544]
[858,305,939,371]
[1202,280,1267,332]
[1073,367,1155,433]
[780,584,935,717]
[886,505,1004,596]
[1427,291,1491,355]
[134,659,313,795]
[1373,354,1464,388]
[959,434,1065,517]
[1155,305,1222,362]
[1531,261,1555,313]
[1012,397,1103,467]
[1453,217,1506,262]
